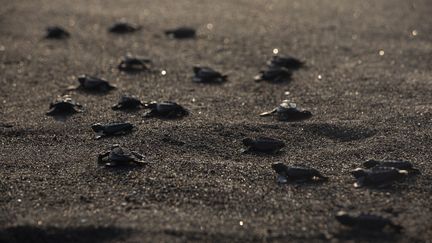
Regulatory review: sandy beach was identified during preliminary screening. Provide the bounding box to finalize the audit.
[1,0,431,242]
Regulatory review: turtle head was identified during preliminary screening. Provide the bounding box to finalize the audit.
[91,123,104,132]
[335,211,354,225]
[110,144,121,149]
[271,162,288,174]
[363,159,380,168]
[193,66,202,74]
[77,75,87,85]
[144,101,158,109]
[301,110,313,119]
[351,168,367,178]
[242,138,254,146]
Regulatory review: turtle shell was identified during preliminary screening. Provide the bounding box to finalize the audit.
[336,211,402,232]
[118,56,151,72]
[45,26,70,39]
[112,96,144,110]
[242,137,285,153]
[77,75,116,92]
[144,101,189,118]
[193,66,227,83]
[255,67,292,82]
[109,22,141,34]
[272,163,327,182]
[46,96,82,116]
[351,167,408,188]
[267,55,304,70]
[165,27,196,39]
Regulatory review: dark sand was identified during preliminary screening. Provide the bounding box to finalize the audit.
[1,0,431,242]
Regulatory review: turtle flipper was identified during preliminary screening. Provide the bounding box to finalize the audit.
[95,132,105,140]
[353,177,365,188]
[143,110,157,118]
[240,148,251,154]
[131,151,147,165]
[260,109,277,117]
[131,151,144,160]
[97,152,110,164]
[254,74,263,82]
[112,104,121,110]
[389,222,403,233]
[276,175,288,184]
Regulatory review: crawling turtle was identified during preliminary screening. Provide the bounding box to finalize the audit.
[242,137,285,154]
[108,22,141,34]
[254,67,292,83]
[91,122,134,139]
[46,96,83,116]
[98,145,146,167]
[143,101,189,119]
[351,167,408,188]
[267,55,304,70]
[272,162,328,183]
[336,211,402,232]
[363,159,420,174]
[118,55,151,72]
[192,66,227,83]
[75,75,116,92]
[260,100,312,122]
[112,95,144,111]
[165,27,196,39]
[45,26,70,39]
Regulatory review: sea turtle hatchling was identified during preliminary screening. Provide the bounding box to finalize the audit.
[254,67,292,83]
[45,26,70,39]
[363,159,420,174]
[165,27,196,39]
[143,101,189,119]
[112,95,144,111]
[351,167,408,188]
[242,137,285,154]
[192,66,227,84]
[108,21,141,34]
[118,56,152,72]
[46,96,83,116]
[272,162,328,183]
[267,55,305,70]
[260,100,312,122]
[75,75,116,92]
[98,145,147,167]
[91,122,134,139]
[336,211,402,232]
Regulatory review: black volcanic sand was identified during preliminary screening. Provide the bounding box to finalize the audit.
[1,0,431,242]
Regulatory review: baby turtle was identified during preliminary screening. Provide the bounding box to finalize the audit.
[336,211,402,232]
[118,56,151,72]
[165,27,196,39]
[351,167,408,188]
[45,26,70,39]
[363,159,420,174]
[272,162,328,183]
[242,137,285,154]
[143,101,189,119]
[260,100,312,122]
[98,145,146,167]
[267,55,304,70]
[108,22,141,34]
[254,67,292,83]
[75,75,116,92]
[112,95,144,111]
[91,122,134,139]
[192,66,227,84]
[46,96,83,116]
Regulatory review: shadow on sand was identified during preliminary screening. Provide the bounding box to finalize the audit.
[0,225,132,243]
